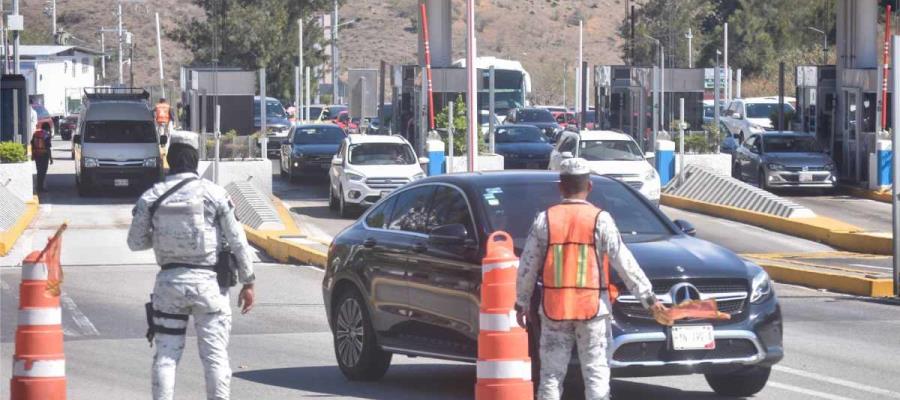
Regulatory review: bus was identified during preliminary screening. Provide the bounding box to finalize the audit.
[452,56,531,120]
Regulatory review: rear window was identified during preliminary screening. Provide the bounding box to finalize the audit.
[293,126,345,144]
[517,109,555,123]
[84,121,157,143]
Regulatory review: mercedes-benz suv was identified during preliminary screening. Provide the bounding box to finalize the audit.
[321,171,783,397]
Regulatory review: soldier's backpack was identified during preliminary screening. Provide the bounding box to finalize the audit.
[32,131,49,157]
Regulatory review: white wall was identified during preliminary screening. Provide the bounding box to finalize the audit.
[31,53,96,116]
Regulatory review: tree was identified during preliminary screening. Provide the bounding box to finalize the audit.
[617,0,715,68]
[434,95,486,156]
[170,0,338,102]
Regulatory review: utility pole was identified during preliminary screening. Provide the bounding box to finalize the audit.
[331,0,339,104]
[563,61,567,109]
[12,0,20,74]
[155,13,165,99]
[465,0,477,172]
[298,17,304,114]
[577,19,583,113]
[724,22,730,101]
[118,3,124,85]
[686,28,693,69]
[489,66,495,153]
[51,0,57,37]
[100,30,106,79]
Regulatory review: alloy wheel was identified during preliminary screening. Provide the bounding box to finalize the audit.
[335,297,365,368]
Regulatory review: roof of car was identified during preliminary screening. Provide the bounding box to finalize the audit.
[573,130,634,141]
[496,124,541,130]
[420,170,616,187]
[345,134,409,144]
[294,123,344,130]
[83,101,152,121]
[758,131,813,137]
[735,97,797,104]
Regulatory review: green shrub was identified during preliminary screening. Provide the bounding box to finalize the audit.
[435,94,487,156]
[0,142,27,163]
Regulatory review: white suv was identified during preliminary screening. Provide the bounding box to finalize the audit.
[721,97,796,140]
[329,135,426,217]
[549,130,660,205]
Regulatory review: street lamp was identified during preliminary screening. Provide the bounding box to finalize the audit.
[808,27,827,65]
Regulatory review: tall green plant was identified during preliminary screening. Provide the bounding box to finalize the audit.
[0,142,26,163]
[434,95,486,156]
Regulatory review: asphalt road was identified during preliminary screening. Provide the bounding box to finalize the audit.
[780,191,892,233]
[2,148,899,399]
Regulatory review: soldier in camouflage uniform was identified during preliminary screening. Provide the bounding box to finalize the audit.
[515,158,672,400]
[127,138,256,400]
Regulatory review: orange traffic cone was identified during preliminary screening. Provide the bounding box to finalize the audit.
[475,231,533,400]
[11,224,67,400]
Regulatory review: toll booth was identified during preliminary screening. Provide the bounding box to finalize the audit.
[180,66,255,136]
[797,65,895,185]
[596,66,710,152]
[1,75,29,143]
[394,64,469,156]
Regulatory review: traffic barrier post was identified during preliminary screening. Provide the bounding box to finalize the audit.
[475,231,533,400]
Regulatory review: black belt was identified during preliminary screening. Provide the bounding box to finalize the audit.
[160,263,215,271]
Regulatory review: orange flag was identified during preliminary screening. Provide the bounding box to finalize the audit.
[40,223,67,297]
[667,299,731,321]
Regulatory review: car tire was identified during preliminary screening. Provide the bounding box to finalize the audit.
[732,162,741,179]
[338,185,353,218]
[332,289,392,381]
[705,366,771,397]
[758,169,769,191]
[329,185,339,211]
[76,178,90,197]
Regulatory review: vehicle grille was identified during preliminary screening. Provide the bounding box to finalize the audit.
[783,166,829,172]
[365,177,411,190]
[612,339,758,363]
[603,174,644,191]
[780,174,830,182]
[98,159,144,167]
[615,279,748,322]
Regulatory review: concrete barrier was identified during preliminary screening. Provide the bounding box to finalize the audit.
[0,194,38,257]
[226,181,285,231]
[744,253,894,297]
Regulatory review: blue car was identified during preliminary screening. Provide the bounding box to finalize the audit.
[492,124,554,169]
[279,124,347,182]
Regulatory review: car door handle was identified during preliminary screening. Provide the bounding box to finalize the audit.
[412,243,427,253]
[363,238,377,248]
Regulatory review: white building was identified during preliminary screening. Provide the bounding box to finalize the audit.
[16,45,100,117]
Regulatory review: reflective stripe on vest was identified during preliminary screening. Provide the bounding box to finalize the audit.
[155,103,171,123]
[541,203,614,321]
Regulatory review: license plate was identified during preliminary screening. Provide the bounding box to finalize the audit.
[799,172,813,182]
[671,325,715,350]
[114,179,129,187]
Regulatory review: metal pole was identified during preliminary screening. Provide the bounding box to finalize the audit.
[489,66,495,153]
[465,0,477,172]
[379,60,386,134]
[679,97,685,186]
[100,31,106,79]
[714,53,721,130]
[448,101,454,174]
[299,17,304,116]
[652,65,659,147]
[563,61,567,109]
[892,34,900,297]
[778,62,785,131]
[736,69,742,99]
[660,44,665,142]
[52,0,57,37]
[118,3,123,85]
[155,13,165,99]
[577,19,583,113]
[294,66,301,120]
[13,0,19,74]
[305,66,311,122]
[1,0,6,75]
[581,61,588,130]
[214,104,221,184]
[260,68,268,158]
[332,0,339,103]
[686,28,693,69]
[724,22,729,101]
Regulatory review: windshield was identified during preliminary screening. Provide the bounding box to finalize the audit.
[763,136,822,153]
[308,106,324,119]
[480,179,672,246]
[349,143,416,165]
[580,140,644,161]
[84,121,157,143]
[254,100,286,119]
[746,103,794,119]
[518,109,555,123]
[495,126,547,143]
[293,126,345,144]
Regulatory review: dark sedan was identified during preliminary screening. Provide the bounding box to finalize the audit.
[732,132,837,191]
[322,171,782,396]
[279,124,346,181]
[506,107,563,141]
[492,124,553,169]
[60,115,79,140]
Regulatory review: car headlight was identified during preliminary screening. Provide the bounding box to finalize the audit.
[346,172,365,181]
[143,157,158,168]
[411,172,426,181]
[824,162,835,171]
[84,157,99,168]
[767,163,784,171]
[750,269,773,303]
[644,168,658,181]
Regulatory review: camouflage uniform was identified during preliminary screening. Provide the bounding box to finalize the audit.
[516,199,656,400]
[128,172,255,400]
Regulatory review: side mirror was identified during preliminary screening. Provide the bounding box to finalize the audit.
[560,151,574,159]
[428,223,468,245]
[644,152,655,160]
[733,112,743,120]
[73,134,81,144]
[331,157,343,166]
[674,219,696,236]
[418,156,430,165]
[159,135,168,145]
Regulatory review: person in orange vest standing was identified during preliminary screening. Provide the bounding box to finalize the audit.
[31,125,53,192]
[515,157,673,400]
[154,98,172,139]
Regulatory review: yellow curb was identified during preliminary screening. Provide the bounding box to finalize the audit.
[0,196,39,256]
[842,185,892,203]
[242,193,327,267]
[662,194,892,255]
[745,256,894,297]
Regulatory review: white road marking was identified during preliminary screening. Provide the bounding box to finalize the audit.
[60,292,100,337]
[769,381,857,400]
[774,365,900,399]
[849,263,893,271]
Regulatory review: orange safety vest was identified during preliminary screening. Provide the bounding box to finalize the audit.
[155,103,171,124]
[541,202,619,321]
